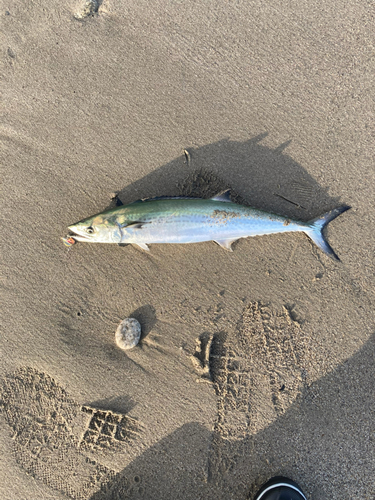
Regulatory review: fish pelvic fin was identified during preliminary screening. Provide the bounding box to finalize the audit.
[304,205,350,261]
[134,242,150,251]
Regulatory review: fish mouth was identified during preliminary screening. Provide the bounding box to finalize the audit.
[67,226,91,242]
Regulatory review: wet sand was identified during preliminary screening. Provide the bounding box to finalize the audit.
[1,1,374,499]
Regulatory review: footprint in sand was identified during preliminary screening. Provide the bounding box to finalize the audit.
[0,367,143,500]
[207,302,307,439]
[204,302,309,482]
[80,405,142,453]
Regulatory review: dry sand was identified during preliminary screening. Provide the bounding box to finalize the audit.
[1,1,374,499]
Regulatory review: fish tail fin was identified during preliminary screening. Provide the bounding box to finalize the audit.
[304,205,351,261]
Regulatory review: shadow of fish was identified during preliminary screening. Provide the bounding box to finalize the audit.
[67,191,350,260]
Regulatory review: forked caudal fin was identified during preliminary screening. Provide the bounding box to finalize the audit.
[304,205,350,261]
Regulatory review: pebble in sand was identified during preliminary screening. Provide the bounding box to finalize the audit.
[115,318,141,350]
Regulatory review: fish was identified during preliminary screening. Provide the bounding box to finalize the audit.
[67,190,350,260]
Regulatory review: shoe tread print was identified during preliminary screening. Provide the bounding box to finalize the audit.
[207,302,309,485]
[211,302,308,439]
[0,367,142,499]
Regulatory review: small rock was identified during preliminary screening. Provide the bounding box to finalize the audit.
[115,318,141,350]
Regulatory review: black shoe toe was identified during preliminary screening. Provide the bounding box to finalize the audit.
[253,476,307,500]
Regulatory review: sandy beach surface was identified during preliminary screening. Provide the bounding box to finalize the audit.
[1,1,374,499]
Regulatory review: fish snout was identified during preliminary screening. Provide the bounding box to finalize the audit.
[67,225,92,241]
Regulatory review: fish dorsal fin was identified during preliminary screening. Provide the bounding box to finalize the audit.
[210,190,231,202]
[214,238,238,251]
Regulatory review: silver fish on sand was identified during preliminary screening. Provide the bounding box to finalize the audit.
[67,190,350,260]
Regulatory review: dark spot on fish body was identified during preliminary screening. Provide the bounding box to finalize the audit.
[283,219,291,226]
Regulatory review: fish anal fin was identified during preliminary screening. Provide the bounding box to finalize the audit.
[211,190,231,203]
[134,242,150,251]
[214,238,238,251]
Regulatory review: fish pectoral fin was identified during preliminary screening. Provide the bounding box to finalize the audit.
[134,242,150,251]
[214,238,238,251]
[211,190,232,203]
[123,221,148,229]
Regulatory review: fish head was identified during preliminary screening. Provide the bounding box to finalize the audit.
[68,214,121,243]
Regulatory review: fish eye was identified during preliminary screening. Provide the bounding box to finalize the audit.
[86,226,95,234]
